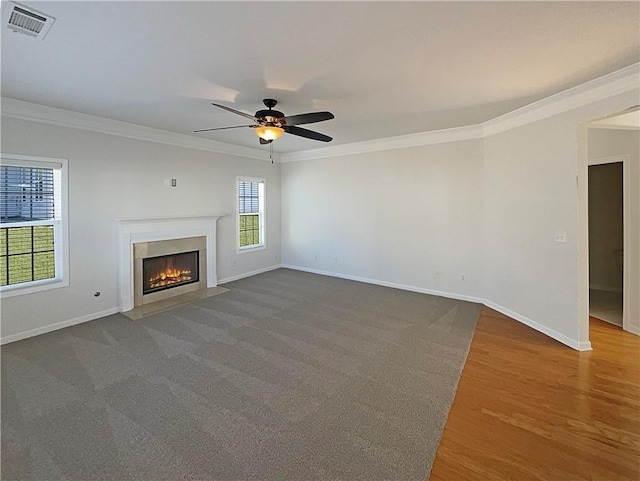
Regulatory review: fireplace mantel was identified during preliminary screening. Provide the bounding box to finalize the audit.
[116,215,224,312]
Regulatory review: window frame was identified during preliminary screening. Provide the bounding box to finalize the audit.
[0,154,69,297]
[236,176,266,254]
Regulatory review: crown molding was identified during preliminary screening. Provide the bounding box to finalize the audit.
[2,62,638,163]
[280,124,484,163]
[0,98,274,162]
[482,63,640,137]
[281,63,639,162]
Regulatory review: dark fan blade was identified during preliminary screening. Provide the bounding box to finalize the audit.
[211,103,258,121]
[283,125,332,142]
[283,111,334,126]
[194,125,254,133]
[259,137,270,145]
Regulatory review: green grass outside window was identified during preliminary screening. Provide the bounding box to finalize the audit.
[0,225,55,286]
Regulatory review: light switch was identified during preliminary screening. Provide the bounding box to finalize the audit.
[554,232,567,243]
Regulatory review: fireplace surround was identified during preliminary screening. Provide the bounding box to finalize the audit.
[133,236,206,307]
[117,215,223,312]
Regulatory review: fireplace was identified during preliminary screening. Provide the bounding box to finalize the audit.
[116,216,222,313]
[142,250,199,295]
[133,236,207,308]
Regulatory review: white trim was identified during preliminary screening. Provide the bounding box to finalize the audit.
[236,176,266,253]
[0,307,119,345]
[116,215,224,312]
[1,262,591,351]
[588,154,632,166]
[0,98,274,162]
[483,63,640,137]
[589,124,639,131]
[280,264,486,304]
[218,264,281,285]
[282,63,639,162]
[280,125,484,163]
[2,64,638,164]
[281,264,588,350]
[586,154,633,335]
[484,300,592,351]
[580,106,640,131]
[577,124,591,347]
[0,153,69,298]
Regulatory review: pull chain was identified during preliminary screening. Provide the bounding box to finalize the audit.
[270,141,273,164]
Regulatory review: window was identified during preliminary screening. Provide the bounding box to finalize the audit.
[237,177,265,251]
[0,154,68,296]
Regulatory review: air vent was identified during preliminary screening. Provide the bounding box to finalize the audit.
[2,2,55,39]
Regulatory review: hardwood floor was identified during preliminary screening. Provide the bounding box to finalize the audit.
[429,307,640,481]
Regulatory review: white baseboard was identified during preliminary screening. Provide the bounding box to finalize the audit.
[1,307,120,345]
[483,300,591,351]
[0,264,276,345]
[218,264,281,285]
[626,324,640,336]
[1,265,596,352]
[280,264,486,304]
[282,264,590,351]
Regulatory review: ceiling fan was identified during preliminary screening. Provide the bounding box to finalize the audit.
[195,99,334,144]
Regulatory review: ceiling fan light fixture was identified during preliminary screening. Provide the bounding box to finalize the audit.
[255,125,284,141]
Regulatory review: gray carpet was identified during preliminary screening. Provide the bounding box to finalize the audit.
[1,268,480,481]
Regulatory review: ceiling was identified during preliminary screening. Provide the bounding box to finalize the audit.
[1,1,639,154]
[590,107,640,129]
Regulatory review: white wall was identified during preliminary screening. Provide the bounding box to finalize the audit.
[483,119,585,344]
[483,91,639,348]
[0,117,281,341]
[2,86,638,349]
[588,128,640,334]
[281,139,485,300]
[282,90,639,350]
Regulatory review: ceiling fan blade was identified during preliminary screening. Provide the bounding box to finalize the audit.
[283,111,334,126]
[194,125,255,133]
[259,137,270,145]
[211,103,258,121]
[283,125,332,142]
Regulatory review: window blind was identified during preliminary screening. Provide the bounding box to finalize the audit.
[0,166,56,223]
[238,181,260,214]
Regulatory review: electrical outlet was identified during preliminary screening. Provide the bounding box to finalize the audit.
[554,231,567,243]
[230,259,236,267]
[461,274,466,281]
[434,271,441,278]
[332,256,338,263]
[314,255,319,261]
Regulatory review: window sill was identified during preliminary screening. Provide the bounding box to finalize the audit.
[0,277,68,298]
[237,244,266,255]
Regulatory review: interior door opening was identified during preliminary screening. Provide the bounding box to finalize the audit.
[588,162,623,327]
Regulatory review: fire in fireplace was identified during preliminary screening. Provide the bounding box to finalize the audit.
[142,250,199,295]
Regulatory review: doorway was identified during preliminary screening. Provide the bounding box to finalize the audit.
[578,108,639,343]
[588,160,624,327]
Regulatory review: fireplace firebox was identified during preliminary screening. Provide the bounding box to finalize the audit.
[142,250,199,295]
